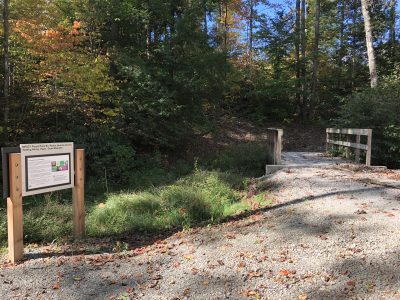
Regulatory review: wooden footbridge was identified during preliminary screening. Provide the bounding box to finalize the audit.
[265,128,378,174]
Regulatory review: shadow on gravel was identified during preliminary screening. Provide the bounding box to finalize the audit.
[224,186,387,224]
[306,252,400,299]
[10,186,389,264]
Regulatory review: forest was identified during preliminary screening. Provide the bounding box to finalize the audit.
[0,0,399,244]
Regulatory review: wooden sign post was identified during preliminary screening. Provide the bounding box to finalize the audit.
[7,153,23,262]
[4,146,85,263]
[72,149,85,238]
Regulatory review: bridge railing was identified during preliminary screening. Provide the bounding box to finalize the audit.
[326,128,372,166]
[266,128,283,165]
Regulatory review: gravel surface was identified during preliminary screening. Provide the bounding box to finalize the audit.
[1,166,399,300]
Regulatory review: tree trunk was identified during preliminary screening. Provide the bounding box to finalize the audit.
[249,0,254,61]
[301,0,307,118]
[310,0,320,118]
[360,0,378,88]
[338,1,346,69]
[351,0,358,90]
[295,0,302,116]
[203,0,208,36]
[389,0,396,57]
[224,1,228,52]
[3,0,10,142]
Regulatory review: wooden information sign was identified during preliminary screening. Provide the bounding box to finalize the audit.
[2,143,85,263]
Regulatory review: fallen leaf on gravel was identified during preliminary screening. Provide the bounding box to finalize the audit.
[238,261,246,268]
[132,248,145,255]
[225,233,236,239]
[347,280,356,287]
[202,280,210,285]
[240,290,261,299]
[279,269,290,276]
[151,274,162,280]
[191,267,199,274]
[149,281,158,288]
[52,282,60,290]
[126,287,134,293]
[365,281,375,292]
[217,260,224,265]
[257,255,268,262]
[319,234,328,240]
[298,294,308,300]
[247,271,262,279]
[386,213,395,217]
[279,269,296,277]
[73,276,83,281]
[354,209,367,215]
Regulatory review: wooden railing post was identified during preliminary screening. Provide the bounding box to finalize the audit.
[275,129,283,164]
[266,129,283,165]
[326,130,329,152]
[7,153,23,263]
[72,149,85,238]
[366,129,372,167]
[355,135,361,163]
[345,134,350,158]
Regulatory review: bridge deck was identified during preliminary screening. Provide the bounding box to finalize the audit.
[266,151,347,174]
[281,152,346,166]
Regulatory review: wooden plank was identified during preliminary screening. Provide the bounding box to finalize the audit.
[326,139,368,150]
[275,129,283,165]
[7,153,23,263]
[355,135,361,163]
[366,129,372,167]
[345,135,350,158]
[326,128,371,136]
[72,149,85,238]
[266,129,283,165]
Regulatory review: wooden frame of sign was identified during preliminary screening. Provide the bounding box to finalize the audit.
[3,144,85,263]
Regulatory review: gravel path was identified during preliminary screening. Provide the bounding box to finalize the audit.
[1,166,399,300]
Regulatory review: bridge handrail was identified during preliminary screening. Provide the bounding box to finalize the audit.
[266,128,283,165]
[326,128,372,166]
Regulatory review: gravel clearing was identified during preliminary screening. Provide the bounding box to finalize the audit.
[1,166,399,300]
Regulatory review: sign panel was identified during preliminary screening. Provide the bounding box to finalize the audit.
[21,143,74,196]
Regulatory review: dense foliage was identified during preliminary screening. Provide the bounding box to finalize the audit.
[337,81,400,168]
[0,0,399,181]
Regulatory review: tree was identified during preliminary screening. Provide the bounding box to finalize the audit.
[361,0,378,87]
[3,0,10,142]
[389,0,397,57]
[310,0,320,116]
[300,0,307,117]
[295,0,301,115]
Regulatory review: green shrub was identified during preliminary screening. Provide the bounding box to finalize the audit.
[160,186,212,224]
[87,193,162,236]
[337,83,400,168]
[0,200,72,245]
[203,142,267,177]
[87,170,244,236]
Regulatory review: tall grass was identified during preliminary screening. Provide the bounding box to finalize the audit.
[0,142,269,246]
[87,170,246,236]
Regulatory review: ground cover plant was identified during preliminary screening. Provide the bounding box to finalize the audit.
[0,142,269,247]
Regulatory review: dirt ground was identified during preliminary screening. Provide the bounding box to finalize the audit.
[1,165,399,300]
